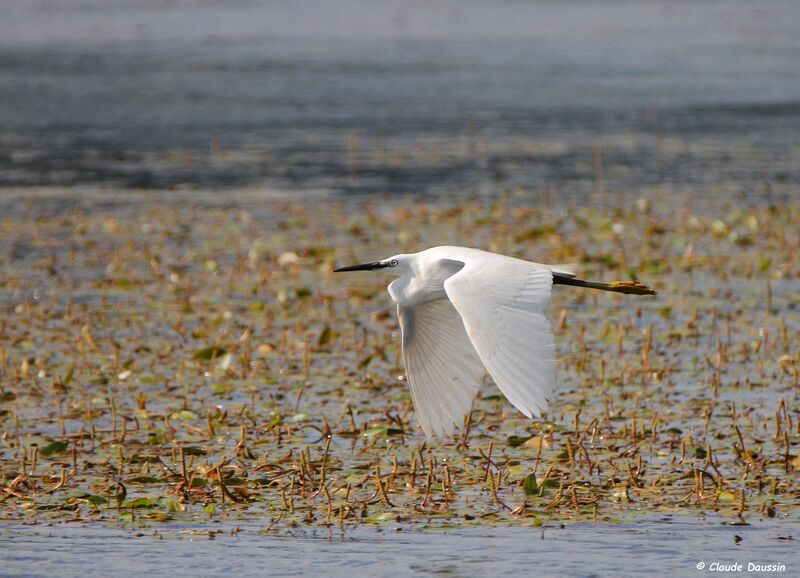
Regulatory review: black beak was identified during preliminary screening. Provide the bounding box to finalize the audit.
[333,261,389,272]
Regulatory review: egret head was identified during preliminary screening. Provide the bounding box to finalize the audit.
[333,254,407,275]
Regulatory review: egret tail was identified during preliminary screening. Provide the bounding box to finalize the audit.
[553,274,656,295]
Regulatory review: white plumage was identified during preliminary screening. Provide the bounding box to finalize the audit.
[337,246,566,437]
[334,245,655,437]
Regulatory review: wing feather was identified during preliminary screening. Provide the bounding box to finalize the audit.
[398,300,486,437]
[444,258,556,419]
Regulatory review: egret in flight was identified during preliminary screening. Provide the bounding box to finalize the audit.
[334,246,655,437]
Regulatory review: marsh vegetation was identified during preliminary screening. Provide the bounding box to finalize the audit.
[1,189,797,533]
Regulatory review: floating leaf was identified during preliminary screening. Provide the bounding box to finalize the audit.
[212,382,234,396]
[362,426,403,439]
[318,324,334,346]
[363,426,388,439]
[170,409,199,421]
[130,454,161,464]
[507,435,532,447]
[538,478,560,490]
[128,498,156,508]
[66,490,108,505]
[365,512,394,524]
[145,431,165,445]
[522,475,538,495]
[524,436,548,450]
[127,476,162,484]
[41,440,69,456]
[193,346,228,361]
[146,512,170,522]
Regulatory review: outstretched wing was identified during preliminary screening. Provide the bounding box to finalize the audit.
[398,300,487,437]
[444,257,555,419]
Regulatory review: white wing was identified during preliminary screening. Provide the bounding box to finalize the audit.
[444,256,555,419]
[398,300,487,437]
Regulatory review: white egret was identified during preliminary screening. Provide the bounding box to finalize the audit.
[334,246,655,437]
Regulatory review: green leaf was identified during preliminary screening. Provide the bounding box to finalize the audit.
[507,435,532,447]
[145,431,165,445]
[694,447,708,460]
[127,476,162,484]
[203,503,217,515]
[522,474,538,495]
[128,497,156,508]
[170,409,199,421]
[365,512,394,524]
[193,346,228,361]
[146,512,170,522]
[318,324,334,346]
[212,382,234,396]
[362,426,404,439]
[363,426,388,439]
[41,440,69,456]
[182,446,207,456]
[130,454,161,464]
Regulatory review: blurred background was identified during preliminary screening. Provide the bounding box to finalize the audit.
[1,0,798,203]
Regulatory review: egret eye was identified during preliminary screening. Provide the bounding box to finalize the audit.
[390,259,398,266]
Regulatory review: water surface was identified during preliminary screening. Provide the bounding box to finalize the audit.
[2,517,796,577]
[0,0,798,197]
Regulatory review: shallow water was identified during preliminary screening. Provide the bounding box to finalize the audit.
[0,0,798,198]
[2,517,796,577]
